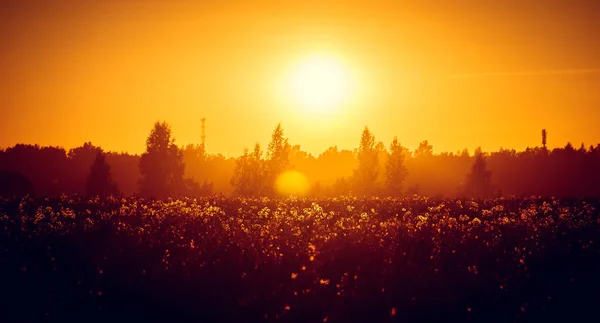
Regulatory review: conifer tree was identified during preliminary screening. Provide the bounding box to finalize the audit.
[86,151,119,197]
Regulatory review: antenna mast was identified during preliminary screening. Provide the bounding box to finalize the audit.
[200,117,206,151]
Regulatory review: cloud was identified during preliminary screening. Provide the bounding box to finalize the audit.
[446,68,600,79]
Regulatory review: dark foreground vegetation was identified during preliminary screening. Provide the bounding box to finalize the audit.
[1,196,599,322]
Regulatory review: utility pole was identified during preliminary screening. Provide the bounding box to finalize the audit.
[201,117,206,153]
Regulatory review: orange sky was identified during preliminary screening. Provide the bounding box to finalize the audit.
[2,0,599,157]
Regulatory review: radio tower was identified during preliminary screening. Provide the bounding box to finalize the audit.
[200,118,206,153]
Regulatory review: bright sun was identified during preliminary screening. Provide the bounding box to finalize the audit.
[287,55,352,114]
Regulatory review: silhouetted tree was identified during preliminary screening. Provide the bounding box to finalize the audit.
[139,121,185,198]
[264,123,291,195]
[86,151,119,197]
[332,177,352,196]
[353,126,379,196]
[2,127,600,198]
[460,149,470,158]
[181,144,214,196]
[231,143,264,196]
[542,129,547,150]
[385,137,408,196]
[375,141,388,188]
[182,144,208,178]
[0,144,70,196]
[0,170,34,197]
[69,142,102,194]
[315,146,357,190]
[463,147,493,198]
[184,178,213,197]
[289,144,315,170]
[564,142,575,152]
[414,140,434,158]
[106,152,141,197]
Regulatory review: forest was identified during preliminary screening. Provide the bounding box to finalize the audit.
[1,123,599,199]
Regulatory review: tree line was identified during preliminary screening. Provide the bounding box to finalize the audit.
[1,124,599,198]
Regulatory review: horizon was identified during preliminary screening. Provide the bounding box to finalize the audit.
[1,123,595,158]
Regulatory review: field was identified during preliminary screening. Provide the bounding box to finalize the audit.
[1,196,599,322]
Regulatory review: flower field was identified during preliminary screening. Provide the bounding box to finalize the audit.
[1,195,599,322]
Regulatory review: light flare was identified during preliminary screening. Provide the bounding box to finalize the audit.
[275,170,310,197]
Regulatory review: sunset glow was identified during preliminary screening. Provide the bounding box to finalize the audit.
[2,0,599,156]
[286,54,353,115]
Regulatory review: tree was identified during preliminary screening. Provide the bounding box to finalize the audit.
[231,143,264,196]
[182,144,208,178]
[182,144,214,196]
[105,152,141,197]
[414,140,434,158]
[460,148,470,158]
[86,151,120,197]
[463,147,493,198]
[541,129,547,150]
[184,178,213,197]
[1,144,70,197]
[0,171,34,197]
[69,142,102,195]
[332,177,352,196]
[289,144,314,170]
[353,126,379,195]
[264,123,291,195]
[385,137,408,196]
[139,121,185,198]
[564,142,575,152]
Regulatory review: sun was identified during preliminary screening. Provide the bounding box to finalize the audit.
[287,54,352,114]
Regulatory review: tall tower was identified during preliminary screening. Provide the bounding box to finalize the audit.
[200,117,206,152]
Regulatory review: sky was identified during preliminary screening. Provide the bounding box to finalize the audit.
[1,0,599,157]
